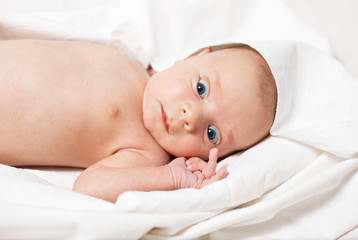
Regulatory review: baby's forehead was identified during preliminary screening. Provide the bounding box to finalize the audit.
[197,49,263,78]
[205,51,262,86]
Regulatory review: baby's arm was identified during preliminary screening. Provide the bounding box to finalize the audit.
[73,149,226,203]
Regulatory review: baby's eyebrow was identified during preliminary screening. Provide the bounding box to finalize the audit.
[215,127,233,150]
[226,127,234,144]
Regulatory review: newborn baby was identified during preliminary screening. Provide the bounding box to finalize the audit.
[0,40,276,202]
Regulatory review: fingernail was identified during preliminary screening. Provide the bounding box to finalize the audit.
[186,160,192,170]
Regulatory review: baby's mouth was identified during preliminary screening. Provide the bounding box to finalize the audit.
[161,106,169,133]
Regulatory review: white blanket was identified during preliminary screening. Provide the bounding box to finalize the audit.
[0,0,357,239]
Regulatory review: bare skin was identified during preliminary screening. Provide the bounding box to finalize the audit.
[0,39,169,168]
[0,39,274,202]
[0,40,226,202]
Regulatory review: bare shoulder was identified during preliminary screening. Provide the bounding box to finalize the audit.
[0,39,129,62]
[0,39,109,49]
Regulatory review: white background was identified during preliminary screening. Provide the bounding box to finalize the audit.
[0,0,357,78]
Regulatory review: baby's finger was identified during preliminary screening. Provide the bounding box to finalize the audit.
[200,167,227,188]
[186,157,207,172]
[202,148,218,179]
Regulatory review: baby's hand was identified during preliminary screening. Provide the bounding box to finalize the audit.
[166,148,227,190]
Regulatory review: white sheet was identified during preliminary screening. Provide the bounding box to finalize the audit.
[0,0,357,239]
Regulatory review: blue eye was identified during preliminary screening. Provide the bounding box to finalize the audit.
[197,79,208,99]
[207,125,218,143]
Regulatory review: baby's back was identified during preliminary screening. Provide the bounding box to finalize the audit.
[0,40,159,167]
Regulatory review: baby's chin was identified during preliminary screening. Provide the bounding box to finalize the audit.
[162,146,209,160]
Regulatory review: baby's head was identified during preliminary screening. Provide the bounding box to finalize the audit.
[142,43,277,160]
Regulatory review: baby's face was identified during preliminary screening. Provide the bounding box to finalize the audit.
[142,48,272,159]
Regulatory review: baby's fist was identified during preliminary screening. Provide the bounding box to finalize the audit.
[166,148,227,190]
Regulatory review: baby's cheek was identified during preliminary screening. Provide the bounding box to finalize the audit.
[163,134,207,158]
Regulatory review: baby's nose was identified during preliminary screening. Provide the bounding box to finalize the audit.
[179,102,202,132]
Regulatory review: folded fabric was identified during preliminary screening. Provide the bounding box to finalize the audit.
[249,40,358,159]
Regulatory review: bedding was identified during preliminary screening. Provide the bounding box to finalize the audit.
[0,0,357,239]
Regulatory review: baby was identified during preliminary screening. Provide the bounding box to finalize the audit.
[0,40,277,202]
